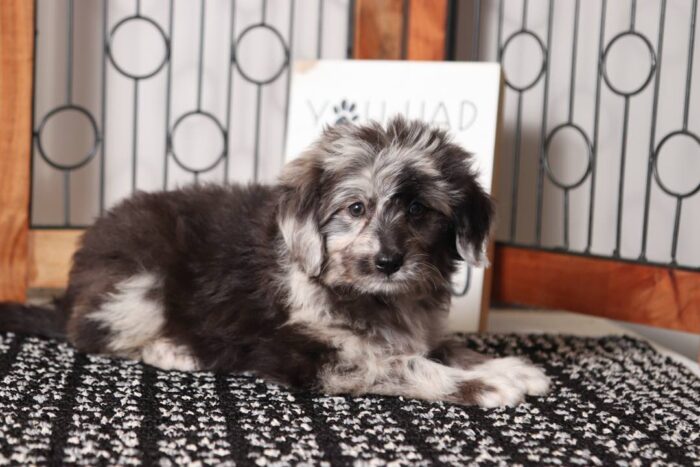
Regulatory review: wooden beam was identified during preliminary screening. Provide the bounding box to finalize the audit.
[353,0,405,59]
[353,0,449,60]
[27,230,82,290]
[0,1,35,301]
[492,245,700,334]
[406,0,449,60]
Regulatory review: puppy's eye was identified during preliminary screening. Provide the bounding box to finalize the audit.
[408,201,425,217]
[348,202,366,217]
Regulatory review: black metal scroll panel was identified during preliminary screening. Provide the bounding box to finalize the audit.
[470,0,699,269]
[646,0,700,267]
[32,0,105,227]
[226,0,354,185]
[164,0,230,188]
[489,0,552,246]
[31,0,355,227]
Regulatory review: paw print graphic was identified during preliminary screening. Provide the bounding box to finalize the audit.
[333,99,359,125]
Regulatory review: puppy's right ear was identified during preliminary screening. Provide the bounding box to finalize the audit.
[277,151,325,277]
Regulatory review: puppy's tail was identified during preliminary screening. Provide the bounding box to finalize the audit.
[0,300,68,341]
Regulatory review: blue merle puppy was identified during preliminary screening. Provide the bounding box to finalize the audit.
[0,117,549,407]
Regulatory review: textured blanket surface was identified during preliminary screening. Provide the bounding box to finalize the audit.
[0,332,698,466]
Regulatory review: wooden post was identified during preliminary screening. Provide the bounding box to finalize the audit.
[353,0,449,60]
[0,1,35,301]
[406,0,449,60]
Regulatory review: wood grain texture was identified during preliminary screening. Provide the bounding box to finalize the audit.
[492,245,700,334]
[353,0,405,59]
[406,0,448,60]
[27,230,82,290]
[354,0,448,60]
[0,1,35,301]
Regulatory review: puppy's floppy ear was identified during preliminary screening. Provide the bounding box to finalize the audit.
[453,181,494,267]
[277,151,325,277]
[439,143,495,267]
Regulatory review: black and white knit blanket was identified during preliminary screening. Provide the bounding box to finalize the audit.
[0,332,698,466]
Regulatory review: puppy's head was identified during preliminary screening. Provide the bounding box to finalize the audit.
[278,117,494,296]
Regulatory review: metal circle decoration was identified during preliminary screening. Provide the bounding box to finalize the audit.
[233,23,290,85]
[108,15,170,80]
[653,130,700,198]
[169,111,227,173]
[501,30,547,92]
[35,105,100,171]
[602,31,656,97]
[544,123,593,190]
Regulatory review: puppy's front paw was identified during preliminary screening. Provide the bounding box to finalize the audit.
[452,357,550,407]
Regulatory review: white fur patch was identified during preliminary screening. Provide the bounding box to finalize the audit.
[88,273,164,355]
[466,357,550,407]
[141,339,200,371]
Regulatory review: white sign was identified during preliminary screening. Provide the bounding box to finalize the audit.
[285,60,503,332]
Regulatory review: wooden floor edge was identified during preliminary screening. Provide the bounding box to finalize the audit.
[27,229,83,290]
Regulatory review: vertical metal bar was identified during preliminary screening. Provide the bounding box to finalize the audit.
[253,85,262,182]
[586,0,608,252]
[670,198,683,264]
[100,0,108,214]
[508,0,531,241]
[509,91,524,241]
[196,0,206,112]
[316,0,324,59]
[630,0,637,30]
[28,0,39,227]
[282,0,296,166]
[568,0,580,123]
[682,0,697,130]
[535,0,554,245]
[253,1,266,182]
[560,0,581,249]
[132,80,139,193]
[471,0,481,60]
[614,97,630,257]
[444,0,458,60]
[136,0,141,16]
[163,0,174,190]
[401,0,410,59]
[346,0,356,58]
[563,189,570,249]
[224,0,235,182]
[497,0,504,60]
[66,0,74,104]
[640,0,666,259]
[64,171,70,226]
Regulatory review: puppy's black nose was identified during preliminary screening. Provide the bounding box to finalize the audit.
[374,253,404,275]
